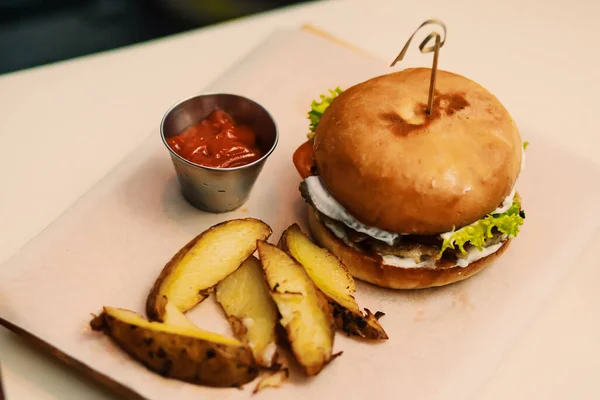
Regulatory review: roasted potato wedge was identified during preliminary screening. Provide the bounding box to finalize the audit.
[90,306,258,387]
[154,295,206,331]
[281,224,388,340]
[215,256,279,368]
[257,240,335,376]
[146,218,272,321]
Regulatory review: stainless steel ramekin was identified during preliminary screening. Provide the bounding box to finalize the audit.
[160,93,278,213]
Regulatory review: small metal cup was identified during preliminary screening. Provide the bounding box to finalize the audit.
[160,93,278,213]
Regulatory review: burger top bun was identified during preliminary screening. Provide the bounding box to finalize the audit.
[313,68,523,235]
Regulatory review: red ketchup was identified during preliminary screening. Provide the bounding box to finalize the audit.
[166,110,262,168]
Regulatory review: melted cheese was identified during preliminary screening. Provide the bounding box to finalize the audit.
[307,176,518,243]
[304,176,400,246]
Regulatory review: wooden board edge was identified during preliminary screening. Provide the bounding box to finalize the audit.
[300,24,385,61]
[0,317,147,400]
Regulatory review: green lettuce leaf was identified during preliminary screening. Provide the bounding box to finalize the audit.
[523,141,530,150]
[307,87,343,141]
[440,200,525,256]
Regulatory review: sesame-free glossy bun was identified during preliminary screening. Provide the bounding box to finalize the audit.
[313,68,522,234]
[307,207,510,289]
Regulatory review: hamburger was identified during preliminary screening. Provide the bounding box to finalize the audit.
[292,68,527,289]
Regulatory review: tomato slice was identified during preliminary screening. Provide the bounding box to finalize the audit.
[292,140,315,179]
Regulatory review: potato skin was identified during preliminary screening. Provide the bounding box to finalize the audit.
[253,368,289,393]
[90,311,258,388]
[331,304,388,340]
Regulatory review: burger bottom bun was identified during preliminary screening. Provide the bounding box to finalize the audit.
[307,206,511,290]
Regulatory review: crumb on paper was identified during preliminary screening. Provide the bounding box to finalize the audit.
[415,309,425,321]
[451,292,474,309]
[374,310,385,320]
[253,368,289,394]
[82,318,93,333]
[240,207,249,213]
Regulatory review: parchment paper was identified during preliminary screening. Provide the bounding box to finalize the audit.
[1,28,599,400]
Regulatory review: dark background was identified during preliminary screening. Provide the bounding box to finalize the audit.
[0,0,312,75]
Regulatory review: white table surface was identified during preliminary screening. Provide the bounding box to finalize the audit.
[1,0,599,398]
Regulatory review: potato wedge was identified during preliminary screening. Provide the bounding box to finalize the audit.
[215,256,279,368]
[146,218,272,321]
[153,295,207,331]
[256,240,335,376]
[280,224,388,340]
[90,306,258,387]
